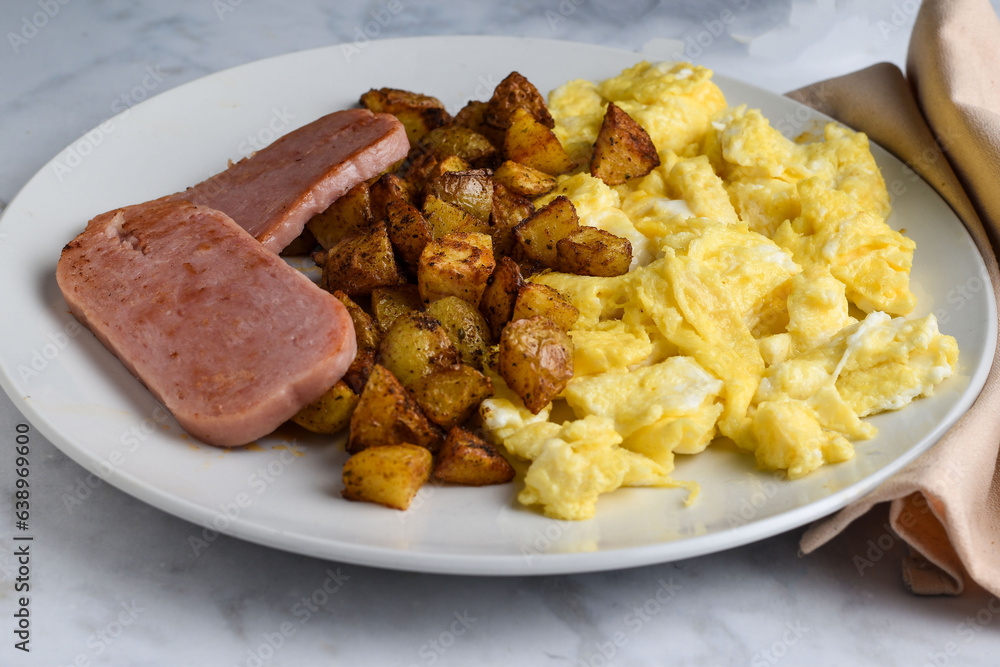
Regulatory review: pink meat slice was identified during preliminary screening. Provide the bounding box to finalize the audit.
[169,108,409,253]
[56,199,357,447]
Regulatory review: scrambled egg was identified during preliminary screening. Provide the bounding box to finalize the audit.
[479,62,959,520]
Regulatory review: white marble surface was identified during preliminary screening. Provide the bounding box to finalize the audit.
[3,1,1000,665]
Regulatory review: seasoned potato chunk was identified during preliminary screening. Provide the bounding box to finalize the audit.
[454,99,505,147]
[555,226,633,277]
[332,290,381,352]
[418,232,496,306]
[513,195,580,267]
[409,364,494,430]
[493,160,557,197]
[378,311,459,387]
[360,87,451,146]
[342,346,377,395]
[485,71,555,131]
[347,365,444,454]
[423,194,490,239]
[590,102,661,185]
[512,283,580,331]
[433,426,515,486]
[426,296,492,368]
[499,316,574,414]
[369,172,414,222]
[490,182,535,256]
[479,256,524,339]
[385,199,433,273]
[320,223,405,296]
[291,381,358,434]
[425,169,494,224]
[371,284,423,334]
[342,443,433,510]
[504,108,575,176]
[418,125,496,167]
[307,181,373,250]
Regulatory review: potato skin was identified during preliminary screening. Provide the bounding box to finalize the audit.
[512,283,580,331]
[499,316,574,414]
[493,160,557,197]
[385,199,433,273]
[479,256,524,340]
[342,443,433,510]
[418,125,496,167]
[423,194,490,239]
[425,296,492,368]
[590,102,661,186]
[291,381,359,434]
[485,71,555,131]
[360,87,450,146]
[425,169,494,224]
[555,226,633,277]
[320,223,405,296]
[378,311,459,388]
[490,182,535,257]
[513,195,580,267]
[433,426,515,486]
[347,365,444,454]
[371,284,423,334]
[409,364,494,430]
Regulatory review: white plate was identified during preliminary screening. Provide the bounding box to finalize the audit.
[0,37,994,576]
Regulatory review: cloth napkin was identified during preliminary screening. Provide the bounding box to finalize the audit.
[786,0,1000,596]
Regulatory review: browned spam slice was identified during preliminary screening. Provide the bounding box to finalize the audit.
[55,200,357,447]
[170,108,409,253]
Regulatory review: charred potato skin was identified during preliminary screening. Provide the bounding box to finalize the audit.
[417,232,496,307]
[341,443,433,510]
[590,102,661,186]
[347,365,444,454]
[409,364,495,430]
[555,226,633,277]
[291,381,359,434]
[433,426,515,486]
[425,296,492,369]
[320,223,406,297]
[499,316,575,414]
[378,311,459,388]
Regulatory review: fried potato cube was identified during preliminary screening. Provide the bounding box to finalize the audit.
[342,443,433,510]
[369,173,414,222]
[493,160,557,197]
[371,284,423,334]
[291,381,359,434]
[425,169,494,224]
[406,153,470,194]
[307,181,373,250]
[454,99,505,147]
[410,364,495,430]
[332,290,381,352]
[590,102,661,186]
[418,232,496,306]
[360,87,451,146]
[490,182,535,256]
[385,199,433,273]
[426,296,493,368]
[499,316,575,414]
[555,226,633,277]
[513,195,580,267]
[485,71,555,131]
[378,311,459,388]
[320,223,405,296]
[422,194,491,239]
[342,346,377,395]
[512,283,580,331]
[504,108,575,176]
[479,256,524,340]
[418,125,497,167]
[433,426,515,486]
[347,365,444,454]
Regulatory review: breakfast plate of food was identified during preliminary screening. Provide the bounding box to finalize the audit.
[0,36,994,575]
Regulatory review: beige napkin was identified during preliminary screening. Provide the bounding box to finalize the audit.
[787,0,1000,596]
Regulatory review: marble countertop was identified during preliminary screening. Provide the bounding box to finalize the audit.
[3,1,1000,665]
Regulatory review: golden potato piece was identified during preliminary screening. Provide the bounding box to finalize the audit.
[342,443,433,510]
[320,223,405,296]
[485,71,555,131]
[504,108,575,176]
[291,381,358,434]
[433,426,515,486]
[590,102,661,186]
[347,365,444,454]
[492,160,557,197]
[332,290,381,352]
[360,87,451,145]
[499,316,574,414]
[307,181,373,250]
[369,172,414,222]
[409,364,494,430]
[454,99,505,148]
[479,256,524,339]
[418,125,496,167]
[342,346,377,395]
[385,199,433,273]
[425,169,494,224]
[407,153,471,194]
[490,182,535,257]
[371,284,423,334]
[513,283,580,331]
[423,194,491,239]
[555,226,633,277]
[426,296,492,368]
[513,195,580,267]
[418,232,496,307]
[378,311,459,388]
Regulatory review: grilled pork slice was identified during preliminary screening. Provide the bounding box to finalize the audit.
[170,108,409,253]
[56,200,357,447]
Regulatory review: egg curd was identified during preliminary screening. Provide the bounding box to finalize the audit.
[479,61,959,520]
